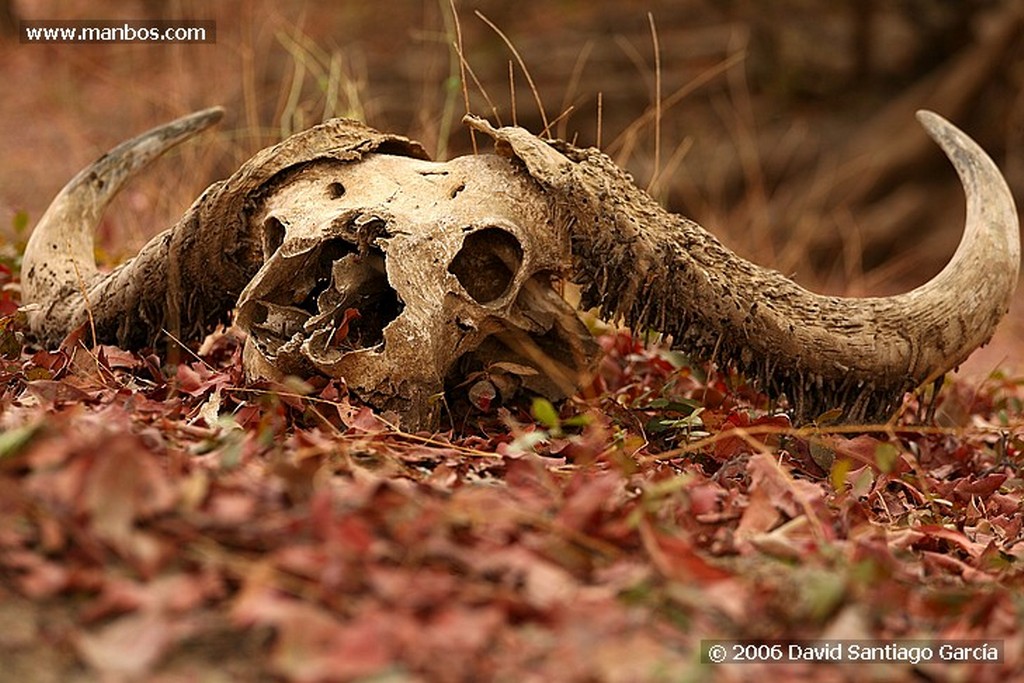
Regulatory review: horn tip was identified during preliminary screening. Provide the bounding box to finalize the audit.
[914,110,964,151]
[192,106,226,130]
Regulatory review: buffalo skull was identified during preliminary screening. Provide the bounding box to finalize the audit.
[234,151,596,427]
[21,108,1020,430]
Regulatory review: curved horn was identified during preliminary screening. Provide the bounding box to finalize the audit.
[22,108,224,343]
[467,111,1020,422]
[23,109,431,351]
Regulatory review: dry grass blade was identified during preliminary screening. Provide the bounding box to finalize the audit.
[557,40,594,141]
[608,50,744,161]
[461,57,503,127]
[647,12,661,192]
[446,0,476,155]
[275,27,363,137]
[475,10,549,133]
[508,61,517,126]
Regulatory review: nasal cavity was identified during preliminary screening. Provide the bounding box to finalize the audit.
[448,227,524,304]
[262,216,287,259]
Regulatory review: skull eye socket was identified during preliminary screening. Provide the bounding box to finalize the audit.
[448,227,524,304]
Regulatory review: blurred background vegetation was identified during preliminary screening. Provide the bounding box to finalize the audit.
[1,0,1021,365]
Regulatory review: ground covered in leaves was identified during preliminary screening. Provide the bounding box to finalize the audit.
[1,290,1023,681]
[3,1,1024,681]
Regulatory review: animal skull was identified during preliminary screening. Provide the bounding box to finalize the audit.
[234,152,596,427]
[20,108,1020,430]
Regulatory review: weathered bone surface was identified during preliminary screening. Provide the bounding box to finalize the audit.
[21,108,1020,429]
[234,152,596,427]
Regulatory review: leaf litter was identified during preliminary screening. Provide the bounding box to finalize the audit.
[0,310,1022,682]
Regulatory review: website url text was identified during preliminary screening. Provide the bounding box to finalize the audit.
[21,20,216,44]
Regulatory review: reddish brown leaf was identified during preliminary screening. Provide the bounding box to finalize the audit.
[640,521,732,582]
[24,379,92,404]
[328,307,361,347]
[79,435,176,575]
[556,471,622,532]
[735,483,781,539]
[914,525,989,560]
[953,473,1009,500]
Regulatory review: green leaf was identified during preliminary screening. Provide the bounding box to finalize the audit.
[531,397,560,431]
[561,413,593,428]
[646,417,668,434]
[646,408,705,436]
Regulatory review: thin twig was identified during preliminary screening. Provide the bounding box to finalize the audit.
[226,385,503,458]
[161,327,217,371]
